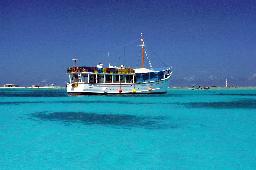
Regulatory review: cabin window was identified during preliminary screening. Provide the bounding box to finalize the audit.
[135,73,143,83]
[120,75,125,83]
[142,73,149,82]
[105,75,112,83]
[81,74,88,83]
[97,74,104,83]
[158,71,164,80]
[89,74,96,84]
[126,75,133,83]
[149,72,158,82]
[71,74,79,83]
[113,75,119,83]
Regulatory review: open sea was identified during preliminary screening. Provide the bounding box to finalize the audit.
[0,88,256,170]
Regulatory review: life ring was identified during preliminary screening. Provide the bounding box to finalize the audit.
[118,89,122,93]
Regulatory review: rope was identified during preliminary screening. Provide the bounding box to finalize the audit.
[144,48,153,68]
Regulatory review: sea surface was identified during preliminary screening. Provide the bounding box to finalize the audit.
[0,88,256,170]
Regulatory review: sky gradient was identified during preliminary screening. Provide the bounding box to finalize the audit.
[1,0,256,86]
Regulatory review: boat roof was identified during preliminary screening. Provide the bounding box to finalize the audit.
[134,68,154,73]
[134,67,170,73]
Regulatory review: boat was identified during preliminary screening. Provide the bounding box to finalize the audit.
[66,34,172,95]
[0,84,23,88]
[3,84,19,88]
[28,84,61,89]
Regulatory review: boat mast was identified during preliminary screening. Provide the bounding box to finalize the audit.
[140,33,145,68]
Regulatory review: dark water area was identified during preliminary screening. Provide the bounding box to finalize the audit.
[31,111,172,129]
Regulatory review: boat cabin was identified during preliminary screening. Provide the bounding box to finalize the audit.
[67,66,171,84]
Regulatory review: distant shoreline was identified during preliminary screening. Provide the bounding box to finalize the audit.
[0,86,65,89]
[171,86,256,90]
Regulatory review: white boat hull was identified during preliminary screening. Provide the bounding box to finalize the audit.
[67,79,170,95]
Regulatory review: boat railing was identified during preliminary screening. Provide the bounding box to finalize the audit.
[67,66,135,74]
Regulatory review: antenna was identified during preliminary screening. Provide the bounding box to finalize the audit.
[145,48,152,68]
[139,33,145,68]
[72,58,78,66]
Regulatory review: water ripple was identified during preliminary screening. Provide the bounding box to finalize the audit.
[0,101,42,105]
[181,99,256,109]
[215,94,256,96]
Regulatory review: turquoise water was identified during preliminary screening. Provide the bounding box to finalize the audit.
[0,88,256,169]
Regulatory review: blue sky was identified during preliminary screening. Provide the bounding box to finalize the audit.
[1,0,256,86]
